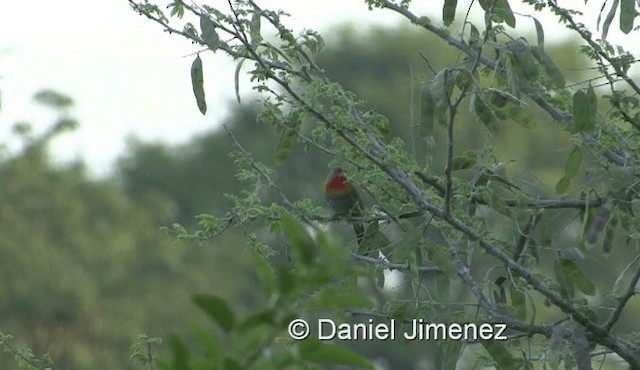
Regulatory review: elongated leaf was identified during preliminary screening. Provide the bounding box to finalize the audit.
[199,14,220,50]
[555,175,571,194]
[441,341,464,370]
[300,339,375,369]
[478,0,515,27]
[564,146,582,178]
[359,222,391,255]
[561,246,586,261]
[277,265,296,296]
[443,0,458,26]
[426,243,456,278]
[489,192,510,217]
[587,84,597,116]
[234,59,245,103]
[191,325,222,361]
[169,334,191,370]
[533,17,544,49]
[393,226,423,262]
[281,212,315,266]
[192,294,236,333]
[250,11,262,46]
[190,55,207,114]
[496,0,516,27]
[468,22,480,48]
[508,39,538,81]
[602,0,620,39]
[530,46,565,88]
[237,309,275,332]
[274,124,299,165]
[481,341,521,370]
[251,248,276,298]
[554,258,575,299]
[620,0,635,33]
[573,90,593,132]
[420,85,435,136]
[510,284,527,321]
[431,69,450,108]
[471,92,498,132]
[560,259,596,295]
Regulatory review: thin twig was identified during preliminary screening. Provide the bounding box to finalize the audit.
[602,256,640,332]
[351,252,440,272]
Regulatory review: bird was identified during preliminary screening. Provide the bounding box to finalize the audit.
[324,166,365,245]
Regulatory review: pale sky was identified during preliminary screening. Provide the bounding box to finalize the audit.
[0,1,635,177]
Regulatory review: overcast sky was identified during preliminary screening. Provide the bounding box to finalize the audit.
[0,1,635,177]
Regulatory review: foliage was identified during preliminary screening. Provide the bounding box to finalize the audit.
[0,91,260,369]
[125,0,640,369]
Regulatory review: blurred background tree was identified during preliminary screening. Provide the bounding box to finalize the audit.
[3,0,640,368]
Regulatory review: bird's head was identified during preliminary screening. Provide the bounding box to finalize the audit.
[325,166,350,193]
[328,166,346,178]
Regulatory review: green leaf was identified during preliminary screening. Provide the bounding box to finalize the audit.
[250,11,262,47]
[359,222,391,255]
[199,14,220,50]
[190,54,207,114]
[573,90,594,132]
[532,17,544,49]
[168,1,185,18]
[471,92,498,132]
[561,246,585,261]
[277,265,296,296]
[555,175,571,194]
[508,39,538,81]
[274,124,299,165]
[426,243,456,278]
[299,339,375,369]
[468,22,480,48]
[481,341,521,370]
[432,69,452,110]
[190,324,222,361]
[440,341,464,369]
[169,334,191,370]
[489,192,511,217]
[251,249,276,298]
[223,357,244,370]
[620,0,635,33]
[586,84,597,117]
[530,46,565,88]
[480,0,516,27]
[393,226,423,261]
[510,284,526,321]
[281,213,315,266]
[192,294,236,333]
[554,258,575,299]
[237,309,275,332]
[602,0,620,39]
[419,85,435,136]
[564,146,582,178]
[496,0,516,27]
[451,150,477,171]
[559,259,596,296]
[443,0,457,26]
[486,91,535,127]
